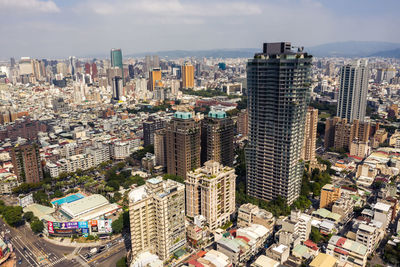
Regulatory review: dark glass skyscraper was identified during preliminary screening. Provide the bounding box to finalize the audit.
[110,48,124,83]
[246,42,312,205]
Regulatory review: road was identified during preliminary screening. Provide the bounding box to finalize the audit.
[1,218,128,267]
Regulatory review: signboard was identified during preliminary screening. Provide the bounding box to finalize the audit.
[47,219,112,236]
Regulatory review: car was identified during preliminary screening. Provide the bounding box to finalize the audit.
[18,258,22,264]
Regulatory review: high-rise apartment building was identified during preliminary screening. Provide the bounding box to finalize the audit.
[337,60,369,122]
[166,112,201,179]
[154,129,167,168]
[302,107,318,162]
[186,160,236,231]
[237,109,248,136]
[11,143,43,183]
[110,48,124,83]
[129,178,186,261]
[112,76,123,101]
[246,42,312,205]
[181,63,194,89]
[149,68,162,91]
[201,110,234,167]
[319,184,341,209]
[143,117,166,147]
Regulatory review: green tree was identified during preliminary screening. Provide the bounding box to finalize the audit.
[30,219,44,233]
[3,206,23,226]
[23,211,34,222]
[310,226,323,243]
[163,174,184,183]
[112,215,124,234]
[116,256,127,267]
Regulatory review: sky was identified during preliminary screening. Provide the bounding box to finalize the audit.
[0,0,399,58]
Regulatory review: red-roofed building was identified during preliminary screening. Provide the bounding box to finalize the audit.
[188,259,205,267]
[304,240,319,251]
[236,235,250,243]
[336,237,346,247]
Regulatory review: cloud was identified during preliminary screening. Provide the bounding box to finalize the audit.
[82,0,261,17]
[0,0,60,13]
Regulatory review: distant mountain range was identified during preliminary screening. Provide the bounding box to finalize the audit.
[125,41,400,59]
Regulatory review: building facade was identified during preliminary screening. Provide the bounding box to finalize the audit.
[129,178,186,261]
[246,42,312,205]
[182,63,194,89]
[186,160,236,231]
[201,111,234,167]
[166,112,201,179]
[302,107,318,162]
[11,143,43,183]
[337,60,369,122]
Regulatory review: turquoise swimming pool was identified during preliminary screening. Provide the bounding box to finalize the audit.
[51,193,84,206]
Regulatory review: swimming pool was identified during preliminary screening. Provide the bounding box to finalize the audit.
[51,193,84,206]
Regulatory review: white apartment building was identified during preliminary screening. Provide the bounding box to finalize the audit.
[110,141,130,160]
[129,178,186,261]
[86,145,110,165]
[280,210,312,243]
[46,153,95,177]
[356,223,379,255]
[373,202,392,229]
[186,160,236,231]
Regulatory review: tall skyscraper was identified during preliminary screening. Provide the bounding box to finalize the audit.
[337,60,369,122]
[10,57,16,68]
[237,109,249,136]
[129,178,186,261]
[148,68,162,91]
[11,143,43,183]
[154,129,167,168]
[201,110,234,167]
[246,42,312,205]
[181,63,194,89]
[91,62,98,79]
[302,107,318,162]
[186,160,236,231]
[143,117,166,147]
[166,111,201,179]
[110,48,124,83]
[112,76,123,101]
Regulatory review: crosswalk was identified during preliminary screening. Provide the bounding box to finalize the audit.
[45,256,67,266]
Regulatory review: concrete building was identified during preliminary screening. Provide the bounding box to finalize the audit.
[237,203,275,231]
[186,160,236,231]
[166,112,201,179]
[350,140,370,159]
[149,68,162,91]
[372,202,392,229]
[326,235,368,267]
[143,117,166,147]
[246,42,312,205]
[154,129,167,168]
[320,184,341,209]
[337,60,369,122]
[129,178,186,261]
[265,244,290,264]
[237,109,248,136]
[11,143,43,183]
[279,210,311,244]
[110,141,130,160]
[356,223,379,255]
[302,107,318,162]
[332,194,354,221]
[201,110,234,167]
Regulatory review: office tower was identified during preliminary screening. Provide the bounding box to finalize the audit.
[129,177,186,261]
[237,109,248,136]
[144,55,151,74]
[319,184,341,208]
[326,61,335,76]
[376,68,385,83]
[112,76,123,101]
[10,57,16,68]
[181,63,194,89]
[68,56,76,76]
[152,55,160,68]
[246,42,312,205]
[186,160,236,231]
[111,48,124,82]
[337,60,369,122]
[19,57,33,75]
[143,117,166,147]
[11,143,43,183]
[154,129,167,168]
[84,63,91,74]
[301,107,318,162]
[166,112,201,179]
[91,62,98,79]
[128,64,134,79]
[195,63,202,77]
[148,68,162,91]
[201,110,234,167]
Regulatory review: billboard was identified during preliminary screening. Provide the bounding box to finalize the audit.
[48,219,112,236]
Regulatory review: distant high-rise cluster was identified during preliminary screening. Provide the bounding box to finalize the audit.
[246,42,312,205]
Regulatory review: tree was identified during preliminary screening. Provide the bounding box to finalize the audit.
[163,174,184,183]
[112,215,124,234]
[23,211,34,222]
[310,226,323,243]
[30,219,44,233]
[116,257,127,267]
[3,206,23,226]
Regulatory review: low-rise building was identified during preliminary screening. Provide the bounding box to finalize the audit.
[356,223,379,255]
[326,235,368,267]
[237,203,275,231]
[320,184,341,209]
[265,244,290,264]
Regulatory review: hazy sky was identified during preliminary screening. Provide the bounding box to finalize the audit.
[1,0,399,58]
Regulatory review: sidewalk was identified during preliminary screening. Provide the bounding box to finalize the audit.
[43,234,122,248]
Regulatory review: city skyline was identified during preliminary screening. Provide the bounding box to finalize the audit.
[0,0,399,58]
